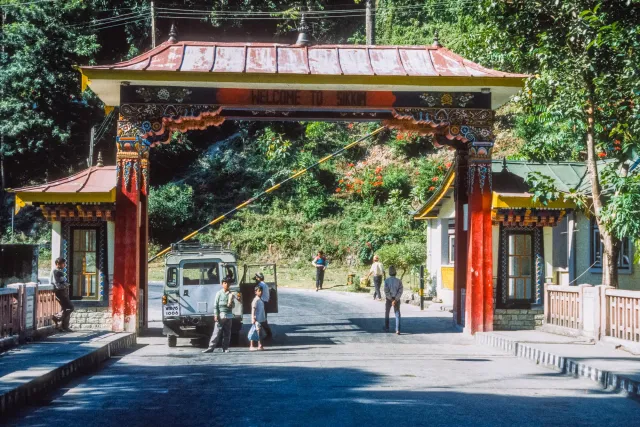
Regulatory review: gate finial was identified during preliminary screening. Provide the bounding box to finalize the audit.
[295,13,311,46]
[168,23,178,44]
[96,151,104,167]
[433,30,442,48]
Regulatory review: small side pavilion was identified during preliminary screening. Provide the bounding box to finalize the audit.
[415,159,640,329]
[73,26,528,333]
[11,157,118,330]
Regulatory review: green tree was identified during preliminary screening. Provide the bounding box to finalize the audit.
[472,1,640,287]
[376,241,424,280]
[148,183,195,242]
[0,0,105,235]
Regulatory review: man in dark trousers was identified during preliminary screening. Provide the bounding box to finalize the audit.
[254,272,273,339]
[312,250,327,291]
[384,265,403,335]
[203,278,235,353]
[50,257,74,332]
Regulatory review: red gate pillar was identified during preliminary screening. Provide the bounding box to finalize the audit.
[139,157,149,330]
[464,142,494,333]
[453,149,468,327]
[113,150,143,332]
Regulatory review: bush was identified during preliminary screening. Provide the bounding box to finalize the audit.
[376,241,425,279]
[148,183,195,243]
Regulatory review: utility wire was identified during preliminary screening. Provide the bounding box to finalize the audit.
[0,0,57,8]
[93,109,115,145]
[148,126,386,263]
[154,2,476,16]
[70,13,148,28]
[82,17,149,31]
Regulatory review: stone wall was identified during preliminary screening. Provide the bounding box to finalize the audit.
[69,307,112,330]
[493,308,544,331]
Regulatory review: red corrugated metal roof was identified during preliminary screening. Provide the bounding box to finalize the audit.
[12,166,116,194]
[84,41,527,78]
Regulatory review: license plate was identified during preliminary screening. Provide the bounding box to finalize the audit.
[164,304,179,317]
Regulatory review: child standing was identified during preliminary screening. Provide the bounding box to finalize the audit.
[249,285,266,351]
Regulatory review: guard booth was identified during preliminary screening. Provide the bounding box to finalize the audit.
[0,244,39,288]
[10,158,120,330]
[74,23,527,334]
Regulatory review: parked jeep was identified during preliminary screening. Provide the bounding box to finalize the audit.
[162,242,277,347]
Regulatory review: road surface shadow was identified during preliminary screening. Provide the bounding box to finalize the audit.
[7,360,638,427]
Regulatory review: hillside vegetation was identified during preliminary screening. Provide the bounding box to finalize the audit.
[3,1,638,285]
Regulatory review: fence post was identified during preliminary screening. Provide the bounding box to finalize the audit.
[543,282,550,325]
[419,265,425,311]
[7,284,26,340]
[600,286,613,340]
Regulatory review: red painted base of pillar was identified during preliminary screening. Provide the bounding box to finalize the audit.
[464,183,493,333]
[113,159,141,332]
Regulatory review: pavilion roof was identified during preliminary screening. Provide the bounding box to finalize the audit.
[10,165,116,213]
[412,160,593,220]
[84,41,527,79]
[80,40,528,108]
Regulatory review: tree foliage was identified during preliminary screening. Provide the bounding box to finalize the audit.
[471,0,640,286]
[0,0,102,186]
[376,241,424,280]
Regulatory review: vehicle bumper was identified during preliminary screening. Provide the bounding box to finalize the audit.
[163,316,242,337]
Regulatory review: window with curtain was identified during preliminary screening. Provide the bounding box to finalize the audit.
[590,219,631,271]
[71,228,98,300]
[507,232,534,302]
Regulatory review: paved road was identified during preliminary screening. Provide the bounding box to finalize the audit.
[6,288,638,427]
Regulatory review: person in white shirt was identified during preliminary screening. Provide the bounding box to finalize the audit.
[384,265,403,335]
[249,285,266,351]
[367,255,385,301]
[254,272,272,339]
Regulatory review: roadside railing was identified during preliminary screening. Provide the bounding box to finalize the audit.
[604,288,640,344]
[0,283,60,342]
[544,284,588,330]
[36,285,58,329]
[0,288,19,339]
[543,283,640,351]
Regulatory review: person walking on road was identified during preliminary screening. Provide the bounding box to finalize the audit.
[384,266,403,335]
[254,272,273,339]
[367,255,385,301]
[312,250,327,291]
[50,257,74,332]
[249,285,266,351]
[203,279,234,353]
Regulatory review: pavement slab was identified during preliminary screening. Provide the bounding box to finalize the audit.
[476,330,640,398]
[4,288,639,427]
[0,331,136,417]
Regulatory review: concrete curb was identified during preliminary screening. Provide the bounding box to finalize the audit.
[0,332,137,416]
[475,332,639,401]
[0,327,60,353]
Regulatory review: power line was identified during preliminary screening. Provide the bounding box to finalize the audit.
[148,126,386,263]
[0,0,57,8]
[92,17,149,31]
[84,10,144,24]
[154,2,476,16]
[70,12,148,29]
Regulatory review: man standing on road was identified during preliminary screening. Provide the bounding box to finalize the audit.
[367,255,385,301]
[384,265,403,335]
[254,272,273,339]
[203,279,234,353]
[312,250,327,291]
[50,257,74,332]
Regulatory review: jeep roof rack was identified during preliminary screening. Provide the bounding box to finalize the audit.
[170,242,229,254]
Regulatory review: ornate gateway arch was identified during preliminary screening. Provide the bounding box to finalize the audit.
[80,28,527,334]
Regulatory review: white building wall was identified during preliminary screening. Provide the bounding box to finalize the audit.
[51,221,62,272]
[573,212,639,290]
[435,197,455,306]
